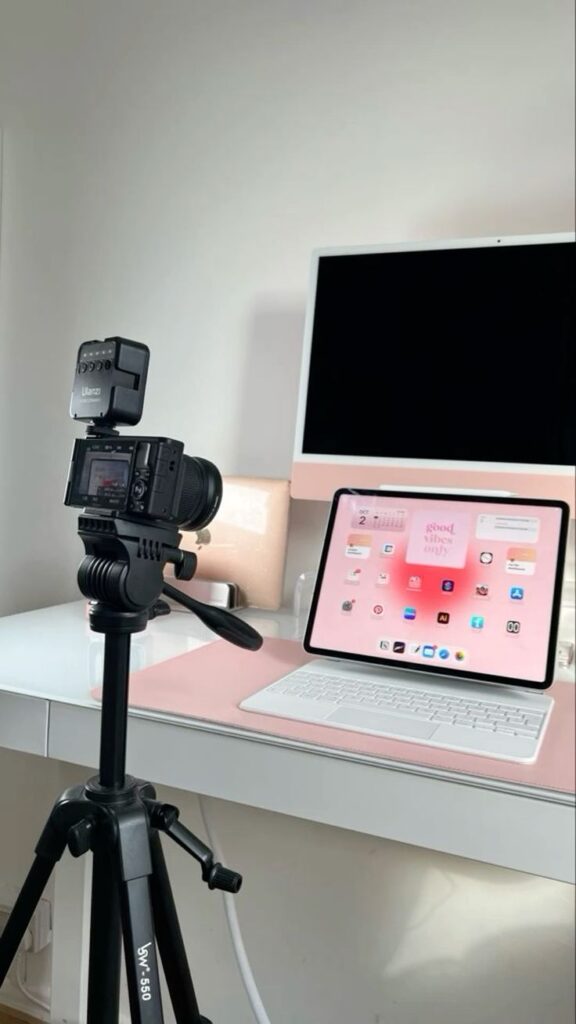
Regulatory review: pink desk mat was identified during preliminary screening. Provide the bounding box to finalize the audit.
[94,638,575,795]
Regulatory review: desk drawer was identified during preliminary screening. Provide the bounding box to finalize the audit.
[0,693,49,755]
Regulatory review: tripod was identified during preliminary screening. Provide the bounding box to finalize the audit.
[0,513,262,1022]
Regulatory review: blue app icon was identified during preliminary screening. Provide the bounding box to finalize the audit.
[510,586,524,601]
[422,644,436,658]
[470,615,485,630]
[403,607,417,620]
[441,580,455,592]
[438,648,450,660]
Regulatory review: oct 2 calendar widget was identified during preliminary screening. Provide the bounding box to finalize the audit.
[351,506,407,531]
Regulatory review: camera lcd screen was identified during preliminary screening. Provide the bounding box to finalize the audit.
[79,452,132,502]
[88,458,130,497]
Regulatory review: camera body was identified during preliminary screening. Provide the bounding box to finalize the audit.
[65,436,188,524]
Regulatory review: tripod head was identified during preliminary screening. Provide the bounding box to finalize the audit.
[66,338,263,650]
[77,511,263,649]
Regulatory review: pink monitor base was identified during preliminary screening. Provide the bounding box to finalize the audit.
[290,462,576,513]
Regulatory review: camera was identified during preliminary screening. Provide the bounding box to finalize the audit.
[65,337,222,532]
[65,436,222,530]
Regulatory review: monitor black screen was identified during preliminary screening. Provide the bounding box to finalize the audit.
[302,241,576,467]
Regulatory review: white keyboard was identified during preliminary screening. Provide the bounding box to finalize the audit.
[240,661,553,762]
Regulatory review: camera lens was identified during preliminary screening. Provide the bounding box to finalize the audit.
[177,457,223,531]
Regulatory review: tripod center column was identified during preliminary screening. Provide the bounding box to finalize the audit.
[91,607,149,790]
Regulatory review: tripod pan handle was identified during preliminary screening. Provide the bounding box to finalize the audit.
[162,583,263,651]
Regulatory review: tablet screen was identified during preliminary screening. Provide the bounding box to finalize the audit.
[305,490,568,689]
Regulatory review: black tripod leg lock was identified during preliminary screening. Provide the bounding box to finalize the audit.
[145,801,243,894]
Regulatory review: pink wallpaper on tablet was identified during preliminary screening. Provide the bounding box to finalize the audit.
[308,494,565,684]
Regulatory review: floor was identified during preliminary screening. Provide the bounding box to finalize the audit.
[0,1008,38,1023]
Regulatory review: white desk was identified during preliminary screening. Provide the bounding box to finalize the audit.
[0,600,574,1023]
[0,601,574,885]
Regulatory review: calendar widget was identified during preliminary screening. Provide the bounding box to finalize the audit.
[351,506,407,531]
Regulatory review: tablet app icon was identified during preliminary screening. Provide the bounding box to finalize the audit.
[346,534,372,559]
[506,620,521,634]
[345,568,362,584]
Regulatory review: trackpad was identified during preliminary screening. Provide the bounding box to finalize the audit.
[327,708,437,739]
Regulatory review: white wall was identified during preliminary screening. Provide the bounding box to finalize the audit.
[0,1,574,1022]
[0,0,574,616]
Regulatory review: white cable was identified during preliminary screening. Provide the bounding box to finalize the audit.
[15,952,50,1013]
[198,796,272,1024]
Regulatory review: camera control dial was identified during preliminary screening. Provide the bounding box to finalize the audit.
[132,478,147,501]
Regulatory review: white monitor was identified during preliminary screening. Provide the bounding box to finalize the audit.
[291,233,576,510]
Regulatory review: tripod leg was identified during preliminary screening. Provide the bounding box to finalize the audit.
[149,832,209,1024]
[0,855,55,985]
[121,875,165,1023]
[0,803,72,985]
[86,847,122,1024]
[110,803,165,1023]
